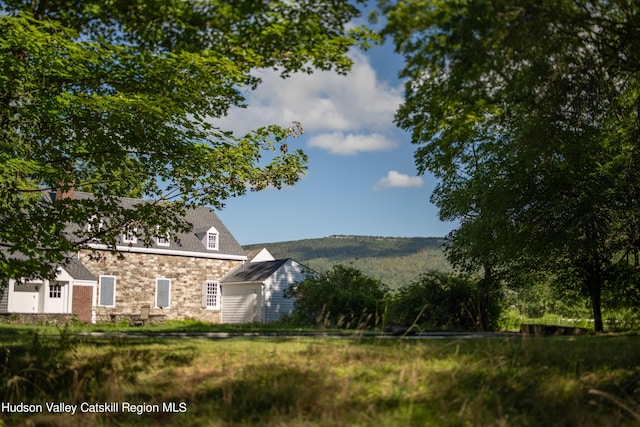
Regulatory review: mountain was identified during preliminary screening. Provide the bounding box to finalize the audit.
[243,235,452,289]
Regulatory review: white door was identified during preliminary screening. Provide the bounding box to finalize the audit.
[45,281,67,313]
[11,282,41,313]
[221,284,263,323]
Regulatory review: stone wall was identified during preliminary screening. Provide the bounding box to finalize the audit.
[0,313,76,325]
[80,250,242,323]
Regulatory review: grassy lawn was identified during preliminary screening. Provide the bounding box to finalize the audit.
[1,327,639,426]
[0,319,335,338]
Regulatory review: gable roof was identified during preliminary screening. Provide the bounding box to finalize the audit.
[63,258,96,281]
[0,248,96,281]
[246,247,275,263]
[63,191,246,259]
[222,259,290,283]
[180,204,245,257]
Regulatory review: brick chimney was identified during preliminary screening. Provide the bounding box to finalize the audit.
[55,183,75,201]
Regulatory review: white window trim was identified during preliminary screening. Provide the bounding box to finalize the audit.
[156,234,170,247]
[155,278,171,309]
[49,283,62,298]
[207,231,219,250]
[98,275,116,307]
[204,280,220,310]
[86,215,104,240]
[122,226,137,244]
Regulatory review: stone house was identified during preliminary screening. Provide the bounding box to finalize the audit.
[0,192,305,324]
[78,192,247,324]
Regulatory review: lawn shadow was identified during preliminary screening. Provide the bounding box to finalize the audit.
[190,362,340,424]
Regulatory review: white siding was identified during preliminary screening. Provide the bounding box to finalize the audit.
[0,284,8,313]
[263,260,307,323]
[7,280,42,313]
[250,248,275,263]
[4,268,91,315]
[221,284,263,323]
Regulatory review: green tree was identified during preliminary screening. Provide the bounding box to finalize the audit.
[388,271,502,331]
[285,264,389,328]
[379,0,640,331]
[0,0,375,279]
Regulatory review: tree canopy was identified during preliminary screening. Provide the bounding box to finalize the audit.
[388,270,503,331]
[285,264,389,328]
[380,0,640,331]
[0,0,374,279]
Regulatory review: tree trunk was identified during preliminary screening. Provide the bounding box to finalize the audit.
[590,285,603,333]
[477,264,493,332]
[586,265,604,333]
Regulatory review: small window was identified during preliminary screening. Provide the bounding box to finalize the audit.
[86,216,104,239]
[49,284,62,298]
[156,233,170,247]
[207,231,218,250]
[122,226,137,244]
[99,275,116,306]
[202,281,220,310]
[156,278,171,308]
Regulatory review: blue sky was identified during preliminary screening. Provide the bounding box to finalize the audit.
[213,36,457,246]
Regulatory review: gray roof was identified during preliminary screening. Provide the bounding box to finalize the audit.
[62,258,96,281]
[222,259,290,283]
[67,192,246,258]
[1,248,95,281]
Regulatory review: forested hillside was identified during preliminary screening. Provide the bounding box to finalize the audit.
[244,235,452,289]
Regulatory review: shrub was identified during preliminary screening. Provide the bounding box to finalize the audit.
[387,271,502,331]
[285,264,389,329]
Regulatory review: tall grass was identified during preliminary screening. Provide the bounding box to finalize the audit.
[1,332,639,426]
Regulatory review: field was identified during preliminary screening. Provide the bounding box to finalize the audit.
[1,326,639,426]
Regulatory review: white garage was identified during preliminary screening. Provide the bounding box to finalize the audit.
[221,258,310,323]
[221,283,264,323]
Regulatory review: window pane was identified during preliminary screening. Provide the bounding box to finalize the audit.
[123,226,137,243]
[157,235,170,246]
[207,232,218,250]
[206,281,219,308]
[99,276,115,306]
[49,284,61,298]
[156,279,171,308]
[156,226,170,246]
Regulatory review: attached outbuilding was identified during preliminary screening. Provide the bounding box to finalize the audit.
[0,258,97,323]
[221,258,310,323]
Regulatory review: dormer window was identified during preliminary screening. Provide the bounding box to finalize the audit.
[86,215,104,235]
[156,226,170,247]
[207,231,218,250]
[156,234,170,247]
[197,225,219,251]
[122,225,137,244]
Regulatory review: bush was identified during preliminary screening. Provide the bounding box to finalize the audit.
[387,271,502,331]
[602,264,640,327]
[285,264,389,329]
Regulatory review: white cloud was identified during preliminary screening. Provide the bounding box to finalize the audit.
[374,170,424,191]
[307,132,397,155]
[212,50,403,136]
